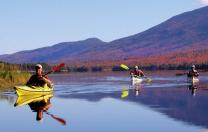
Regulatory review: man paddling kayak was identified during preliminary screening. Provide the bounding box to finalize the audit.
[187,65,199,78]
[130,66,145,77]
[26,64,53,88]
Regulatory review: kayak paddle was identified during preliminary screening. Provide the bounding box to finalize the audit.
[46,112,66,125]
[44,63,65,76]
[120,64,130,70]
[175,73,187,76]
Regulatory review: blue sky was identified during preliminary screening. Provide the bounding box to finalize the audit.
[0,0,207,54]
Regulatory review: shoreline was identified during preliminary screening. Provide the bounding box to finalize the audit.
[0,71,31,90]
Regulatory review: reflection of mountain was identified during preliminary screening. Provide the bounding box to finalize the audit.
[57,85,208,128]
[57,92,120,102]
[1,6,208,65]
[130,87,208,128]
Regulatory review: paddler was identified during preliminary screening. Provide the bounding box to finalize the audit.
[187,65,199,78]
[130,66,145,77]
[26,64,53,88]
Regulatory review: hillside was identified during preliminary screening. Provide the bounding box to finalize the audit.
[1,6,208,66]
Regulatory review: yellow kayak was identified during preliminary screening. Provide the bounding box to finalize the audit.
[131,76,143,85]
[14,85,53,96]
[14,94,53,107]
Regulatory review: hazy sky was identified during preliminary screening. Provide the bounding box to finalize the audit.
[0,0,207,54]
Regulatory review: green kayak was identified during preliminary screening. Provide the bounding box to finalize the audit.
[14,85,53,96]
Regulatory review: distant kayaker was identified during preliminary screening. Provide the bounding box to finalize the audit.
[187,65,199,77]
[130,66,144,77]
[26,64,53,88]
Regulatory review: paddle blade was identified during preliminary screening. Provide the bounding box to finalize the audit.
[51,115,66,125]
[120,64,129,70]
[46,112,66,125]
[145,77,152,83]
[121,88,129,98]
[52,63,65,72]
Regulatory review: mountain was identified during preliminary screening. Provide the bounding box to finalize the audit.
[1,6,208,66]
[110,6,208,56]
[0,38,107,64]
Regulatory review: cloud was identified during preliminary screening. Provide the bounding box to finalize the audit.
[198,0,208,5]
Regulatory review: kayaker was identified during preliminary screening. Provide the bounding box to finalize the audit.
[26,64,53,88]
[187,65,199,77]
[130,66,144,77]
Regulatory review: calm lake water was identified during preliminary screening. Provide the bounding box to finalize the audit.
[1,71,208,132]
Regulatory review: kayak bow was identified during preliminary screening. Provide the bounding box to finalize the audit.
[188,77,199,84]
[131,76,143,85]
[14,85,53,96]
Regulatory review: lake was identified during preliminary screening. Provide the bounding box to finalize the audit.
[1,71,208,132]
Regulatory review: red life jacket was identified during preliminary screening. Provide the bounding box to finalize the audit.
[130,70,144,77]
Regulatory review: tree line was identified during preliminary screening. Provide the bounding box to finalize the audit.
[1,61,208,72]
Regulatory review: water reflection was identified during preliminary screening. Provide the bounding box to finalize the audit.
[121,88,129,98]
[121,82,144,98]
[14,94,66,125]
[188,82,198,96]
[56,83,208,129]
[28,95,52,121]
[132,84,142,96]
[1,72,208,131]
[0,94,16,105]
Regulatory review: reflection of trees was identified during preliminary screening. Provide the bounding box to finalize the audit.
[0,95,16,105]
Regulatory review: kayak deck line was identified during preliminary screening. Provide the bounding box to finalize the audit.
[131,76,143,84]
[14,85,53,96]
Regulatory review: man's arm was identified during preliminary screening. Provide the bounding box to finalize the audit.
[42,76,53,88]
[139,70,145,77]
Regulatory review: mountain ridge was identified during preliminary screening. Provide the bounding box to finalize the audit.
[1,6,208,66]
